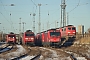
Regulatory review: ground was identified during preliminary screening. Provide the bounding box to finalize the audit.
[0,37,90,60]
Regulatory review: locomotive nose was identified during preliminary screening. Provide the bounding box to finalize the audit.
[51,35,59,38]
[50,36,60,41]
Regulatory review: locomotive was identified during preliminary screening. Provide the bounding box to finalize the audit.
[60,25,76,40]
[21,30,35,46]
[35,28,61,47]
[35,25,76,47]
[6,32,16,44]
[35,33,42,46]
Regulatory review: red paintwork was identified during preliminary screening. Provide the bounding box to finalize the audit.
[22,31,35,44]
[60,25,76,38]
[6,34,16,43]
[35,29,61,46]
[35,25,76,46]
[48,29,61,42]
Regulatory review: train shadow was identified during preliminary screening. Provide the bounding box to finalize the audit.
[60,38,75,48]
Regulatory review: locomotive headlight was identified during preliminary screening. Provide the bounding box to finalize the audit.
[68,32,70,33]
[42,40,44,42]
[25,38,28,39]
[31,38,34,40]
[13,37,14,38]
[73,32,75,33]
[49,40,50,42]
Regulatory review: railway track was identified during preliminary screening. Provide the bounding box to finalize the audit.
[40,46,88,60]
[0,43,89,60]
[59,46,89,60]
[30,50,41,60]
[0,44,13,54]
[11,46,41,60]
[0,42,6,45]
[52,47,78,60]
[64,49,90,60]
[0,44,9,50]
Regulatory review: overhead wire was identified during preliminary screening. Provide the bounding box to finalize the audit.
[31,0,37,13]
[31,0,37,7]
[0,0,8,14]
[68,0,80,13]
[68,0,88,13]
[0,0,15,32]
[0,12,11,24]
[30,0,37,33]
[9,13,16,32]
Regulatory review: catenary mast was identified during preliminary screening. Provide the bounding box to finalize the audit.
[33,13,36,33]
[38,4,41,33]
[61,0,66,27]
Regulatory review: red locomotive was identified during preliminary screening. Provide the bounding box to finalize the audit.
[6,32,16,44]
[35,28,61,47]
[22,30,35,45]
[35,25,76,46]
[60,25,76,40]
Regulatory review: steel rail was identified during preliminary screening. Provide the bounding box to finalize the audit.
[0,44,13,54]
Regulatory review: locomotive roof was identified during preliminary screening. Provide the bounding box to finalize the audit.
[37,33,40,34]
[9,32,14,34]
[67,25,73,26]
[47,28,56,31]
[43,31,46,32]
[59,25,74,28]
[25,32,34,33]
[26,30,32,32]
[40,32,43,33]
[65,25,74,27]
[6,33,15,35]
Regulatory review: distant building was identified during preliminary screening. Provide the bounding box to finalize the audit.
[78,25,84,34]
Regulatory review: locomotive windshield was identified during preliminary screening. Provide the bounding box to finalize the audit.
[72,27,75,30]
[50,32,60,36]
[68,27,75,30]
[68,28,71,30]
[8,35,15,38]
[25,33,34,36]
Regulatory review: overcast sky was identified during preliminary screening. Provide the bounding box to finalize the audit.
[0,0,90,34]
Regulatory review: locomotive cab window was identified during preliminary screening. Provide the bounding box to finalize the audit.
[50,32,60,36]
[68,28,71,30]
[8,35,15,38]
[72,27,75,30]
[25,33,34,36]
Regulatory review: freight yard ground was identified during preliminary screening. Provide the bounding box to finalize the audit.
[38,43,90,60]
[0,37,90,60]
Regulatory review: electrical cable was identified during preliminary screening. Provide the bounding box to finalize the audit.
[0,12,11,24]
[68,0,80,13]
[68,0,88,13]
[0,0,8,14]
[31,0,37,13]
[0,0,15,33]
